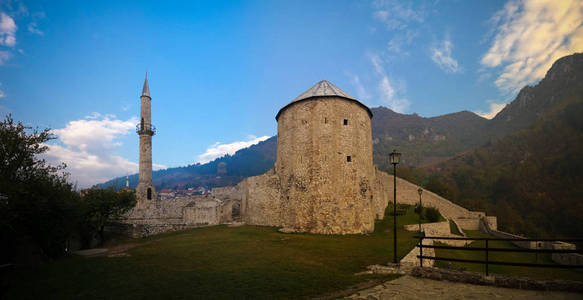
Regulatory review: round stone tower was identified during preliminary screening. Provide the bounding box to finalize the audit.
[275,79,375,234]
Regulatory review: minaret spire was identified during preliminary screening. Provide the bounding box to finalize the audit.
[136,73,156,207]
[142,72,150,97]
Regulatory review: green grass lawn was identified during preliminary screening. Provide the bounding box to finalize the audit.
[433,230,583,281]
[3,205,422,299]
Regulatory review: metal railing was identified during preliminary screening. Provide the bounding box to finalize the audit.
[136,123,156,136]
[416,235,583,276]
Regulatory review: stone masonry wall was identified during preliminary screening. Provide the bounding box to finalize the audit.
[275,97,375,234]
[374,170,485,221]
[183,200,220,226]
[239,168,282,226]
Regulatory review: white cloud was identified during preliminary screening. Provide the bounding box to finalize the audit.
[0,12,17,47]
[387,30,417,55]
[372,1,425,58]
[372,0,424,30]
[475,101,507,119]
[0,50,11,65]
[197,135,270,164]
[52,113,137,153]
[368,53,410,113]
[27,22,42,35]
[347,73,371,100]
[431,38,462,73]
[481,0,583,93]
[0,82,4,98]
[378,76,410,113]
[42,113,165,188]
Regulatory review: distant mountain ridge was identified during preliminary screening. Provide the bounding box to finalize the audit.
[100,53,583,197]
[424,53,583,237]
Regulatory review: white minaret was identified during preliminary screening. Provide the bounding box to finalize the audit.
[135,73,157,205]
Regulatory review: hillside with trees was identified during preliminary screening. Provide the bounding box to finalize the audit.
[402,53,583,238]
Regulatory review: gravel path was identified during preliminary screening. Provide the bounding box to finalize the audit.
[344,275,582,299]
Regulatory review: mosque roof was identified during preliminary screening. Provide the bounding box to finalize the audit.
[276,79,372,120]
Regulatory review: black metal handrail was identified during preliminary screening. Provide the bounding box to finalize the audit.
[136,123,156,135]
[416,235,583,276]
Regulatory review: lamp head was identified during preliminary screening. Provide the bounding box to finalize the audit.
[389,149,401,165]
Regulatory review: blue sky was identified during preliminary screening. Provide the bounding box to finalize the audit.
[1,0,582,187]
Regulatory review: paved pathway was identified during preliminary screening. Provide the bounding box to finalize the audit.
[344,275,582,299]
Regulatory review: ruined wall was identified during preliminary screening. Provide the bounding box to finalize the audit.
[219,200,234,223]
[212,185,242,201]
[275,97,375,234]
[183,200,220,225]
[239,168,282,226]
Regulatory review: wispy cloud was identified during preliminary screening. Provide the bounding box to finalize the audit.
[42,113,165,188]
[387,30,417,56]
[372,0,424,30]
[475,101,507,119]
[347,73,371,101]
[0,50,11,65]
[372,0,426,57]
[0,82,5,98]
[0,12,17,47]
[431,38,462,73]
[27,22,42,35]
[368,53,410,113]
[378,76,410,113]
[481,0,583,94]
[197,135,270,164]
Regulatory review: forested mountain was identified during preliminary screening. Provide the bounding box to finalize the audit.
[416,99,583,238]
[98,136,277,190]
[415,53,583,238]
[100,53,583,238]
[371,108,489,169]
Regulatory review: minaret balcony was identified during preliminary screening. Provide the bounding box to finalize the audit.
[136,123,156,136]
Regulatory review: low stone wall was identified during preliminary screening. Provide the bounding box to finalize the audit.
[485,216,497,230]
[450,218,466,236]
[116,223,199,238]
[404,221,450,236]
[552,242,583,266]
[400,238,435,267]
[374,170,486,221]
[404,221,469,248]
[454,217,480,231]
[479,218,582,266]
[411,266,583,293]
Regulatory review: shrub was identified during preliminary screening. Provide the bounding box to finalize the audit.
[424,207,441,222]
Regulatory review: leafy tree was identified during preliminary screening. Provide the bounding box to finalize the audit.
[79,188,135,247]
[0,115,79,260]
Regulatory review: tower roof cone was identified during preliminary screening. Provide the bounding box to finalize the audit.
[275,79,372,120]
[141,73,150,97]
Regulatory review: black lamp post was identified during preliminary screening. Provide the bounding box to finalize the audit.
[389,149,401,264]
[417,188,423,235]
